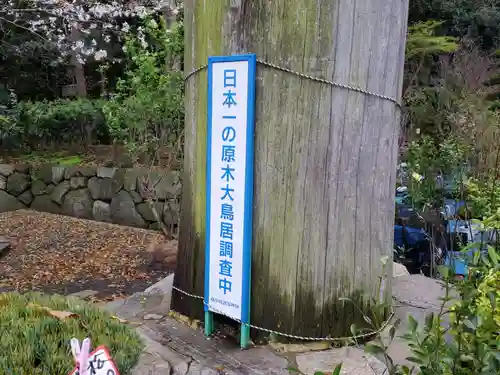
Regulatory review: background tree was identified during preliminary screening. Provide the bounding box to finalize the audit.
[0,0,182,98]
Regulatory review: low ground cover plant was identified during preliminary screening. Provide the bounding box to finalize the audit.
[0,292,143,374]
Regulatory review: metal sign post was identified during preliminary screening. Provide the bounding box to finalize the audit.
[204,54,257,349]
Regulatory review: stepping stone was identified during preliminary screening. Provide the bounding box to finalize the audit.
[296,347,387,375]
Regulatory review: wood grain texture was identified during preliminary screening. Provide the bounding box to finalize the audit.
[172,0,409,338]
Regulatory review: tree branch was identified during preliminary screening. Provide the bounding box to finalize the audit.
[0,15,47,41]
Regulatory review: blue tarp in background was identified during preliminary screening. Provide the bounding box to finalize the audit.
[394,225,427,248]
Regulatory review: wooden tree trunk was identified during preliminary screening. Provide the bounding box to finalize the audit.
[173,0,409,338]
[70,26,87,98]
[160,0,180,71]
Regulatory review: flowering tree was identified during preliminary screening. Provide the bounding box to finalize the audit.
[0,0,182,96]
[1,1,181,61]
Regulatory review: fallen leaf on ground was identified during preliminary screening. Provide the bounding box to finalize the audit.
[111,315,142,325]
[0,210,175,300]
[28,303,78,320]
[111,315,128,323]
[47,309,78,320]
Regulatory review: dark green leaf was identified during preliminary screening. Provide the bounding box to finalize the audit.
[363,315,373,326]
[473,249,481,265]
[364,343,385,354]
[448,340,460,355]
[437,265,449,279]
[410,347,429,357]
[401,333,413,341]
[459,354,475,362]
[492,351,500,363]
[424,312,434,332]
[463,319,476,330]
[487,245,498,266]
[350,324,357,337]
[332,364,342,375]
[389,325,397,342]
[408,315,418,333]
[406,356,425,365]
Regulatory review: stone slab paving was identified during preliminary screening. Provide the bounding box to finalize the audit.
[100,270,447,375]
[385,273,455,367]
[295,348,387,375]
[102,281,291,374]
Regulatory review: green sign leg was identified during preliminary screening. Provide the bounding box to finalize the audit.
[204,311,214,336]
[240,323,250,349]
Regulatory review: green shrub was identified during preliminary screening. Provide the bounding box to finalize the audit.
[293,235,499,375]
[0,84,20,147]
[399,245,499,375]
[0,292,143,374]
[4,98,109,150]
[466,178,500,219]
[476,268,500,328]
[103,16,184,164]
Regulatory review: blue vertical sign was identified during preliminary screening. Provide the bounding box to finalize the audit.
[204,54,256,348]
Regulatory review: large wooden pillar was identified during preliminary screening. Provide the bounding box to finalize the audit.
[173,0,409,338]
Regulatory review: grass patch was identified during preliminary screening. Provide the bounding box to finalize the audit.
[15,151,83,166]
[0,292,143,374]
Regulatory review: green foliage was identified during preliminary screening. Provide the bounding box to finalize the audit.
[0,292,143,374]
[18,151,83,166]
[102,16,184,164]
[407,135,468,176]
[0,84,19,137]
[421,239,499,375]
[447,243,499,373]
[475,266,500,327]
[405,86,457,137]
[398,225,499,374]
[404,136,469,208]
[406,21,458,60]
[409,0,500,50]
[466,177,500,219]
[303,243,499,375]
[3,98,109,149]
[288,364,342,375]
[403,13,500,147]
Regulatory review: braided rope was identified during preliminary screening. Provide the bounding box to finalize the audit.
[172,285,394,342]
[184,59,402,108]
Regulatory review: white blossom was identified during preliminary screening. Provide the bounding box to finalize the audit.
[121,21,130,33]
[0,0,183,61]
[94,49,107,61]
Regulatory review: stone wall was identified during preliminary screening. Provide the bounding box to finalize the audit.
[0,163,181,231]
